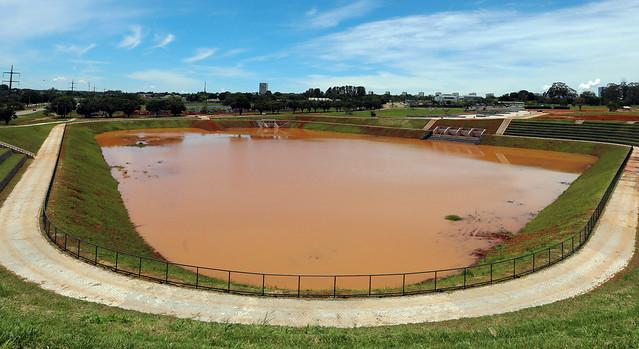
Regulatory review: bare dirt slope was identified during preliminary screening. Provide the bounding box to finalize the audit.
[0,124,636,327]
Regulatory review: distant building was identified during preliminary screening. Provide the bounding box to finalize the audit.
[401,92,407,96]
[259,83,268,95]
[418,92,425,97]
[369,91,374,95]
[385,91,391,95]
[486,93,495,99]
[598,86,605,97]
[434,92,481,103]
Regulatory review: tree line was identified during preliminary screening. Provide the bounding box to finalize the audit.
[44,94,186,118]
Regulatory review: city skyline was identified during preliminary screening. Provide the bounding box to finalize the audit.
[1,0,638,95]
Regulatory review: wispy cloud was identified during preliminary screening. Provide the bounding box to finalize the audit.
[184,48,217,63]
[298,0,639,93]
[154,34,175,49]
[118,25,143,50]
[304,0,381,29]
[55,43,96,56]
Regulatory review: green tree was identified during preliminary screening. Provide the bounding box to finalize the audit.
[0,104,17,124]
[607,101,619,112]
[223,93,251,115]
[48,96,76,117]
[121,99,141,117]
[547,82,577,102]
[146,98,167,117]
[76,98,100,118]
[166,97,186,116]
[97,96,120,118]
[19,89,42,106]
[573,96,586,111]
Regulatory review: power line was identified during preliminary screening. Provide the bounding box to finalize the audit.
[68,80,76,95]
[2,65,20,101]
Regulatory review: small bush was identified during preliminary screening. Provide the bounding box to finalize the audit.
[445,215,463,221]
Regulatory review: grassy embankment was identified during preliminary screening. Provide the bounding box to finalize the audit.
[0,124,56,153]
[45,119,628,294]
[5,110,53,125]
[0,119,637,346]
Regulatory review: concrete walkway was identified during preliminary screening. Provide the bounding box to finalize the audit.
[0,125,637,327]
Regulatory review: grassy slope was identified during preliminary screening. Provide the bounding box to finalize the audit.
[0,120,636,347]
[0,231,637,348]
[0,124,56,153]
[0,154,26,180]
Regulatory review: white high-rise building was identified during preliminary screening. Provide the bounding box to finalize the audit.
[259,83,268,95]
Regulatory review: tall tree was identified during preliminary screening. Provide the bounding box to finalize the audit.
[76,98,100,118]
[47,96,76,117]
[146,98,167,117]
[0,105,17,124]
[166,97,186,116]
[546,82,577,101]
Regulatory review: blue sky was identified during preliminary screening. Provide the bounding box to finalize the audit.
[2,0,638,95]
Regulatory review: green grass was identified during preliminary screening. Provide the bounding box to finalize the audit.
[0,228,637,347]
[445,215,463,221]
[6,110,53,125]
[0,124,56,153]
[47,120,627,295]
[0,154,26,180]
[0,119,637,346]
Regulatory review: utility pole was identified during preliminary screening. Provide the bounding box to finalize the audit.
[68,80,76,95]
[2,65,20,102]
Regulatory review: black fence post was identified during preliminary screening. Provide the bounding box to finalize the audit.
[227,271,231,292]
[195,267,199,289]
[434,271,437,291]
[368,275,372,296]
[94,245,98,265]
[333,276,337,298]
[463,268,467,289]
[261,274,265,296]
[402,274,406,295]
[138,258,142,277]
[297,276,301,297]
[490,264,493,283]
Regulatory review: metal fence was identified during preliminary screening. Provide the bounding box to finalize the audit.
[41,125,634,297]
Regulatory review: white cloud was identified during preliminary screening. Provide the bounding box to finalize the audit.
[579,79,601,90]
[126,69,200,91]
[0,0,134,43]
[154,34,175,49]
[305,0,381,29]
[53,76,68,82]
[184,48,217,63]
[54,43,96,56]
[298,0,639,94]
[118,26,143,50]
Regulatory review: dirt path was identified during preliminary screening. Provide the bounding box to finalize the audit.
[0,125,636,327]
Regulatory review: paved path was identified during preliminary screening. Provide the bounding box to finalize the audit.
[0,125,637,327]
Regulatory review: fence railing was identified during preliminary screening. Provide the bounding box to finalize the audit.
[41,125,634,297]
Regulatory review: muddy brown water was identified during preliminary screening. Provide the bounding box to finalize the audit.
[95,128,596,290]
